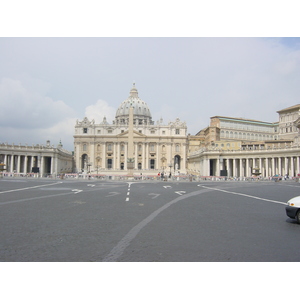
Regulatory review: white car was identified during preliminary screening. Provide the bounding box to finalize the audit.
[286,196,300,223]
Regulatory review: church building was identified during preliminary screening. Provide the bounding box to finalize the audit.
[73,84,187,176]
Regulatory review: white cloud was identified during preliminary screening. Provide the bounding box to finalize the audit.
[0,78,76,129]
[0,77,77,150]
[85,99,116,123]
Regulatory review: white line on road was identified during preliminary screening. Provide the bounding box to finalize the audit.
[0,181,63,194]
[175,191,186,196]
[200,185,287,205]
[125,182,136,202]
[72,189,83,194]
[103,189,212,261]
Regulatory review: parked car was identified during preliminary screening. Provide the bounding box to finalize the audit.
[286,196,300,223]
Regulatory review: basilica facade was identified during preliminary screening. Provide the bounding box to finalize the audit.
[74,84,187,176]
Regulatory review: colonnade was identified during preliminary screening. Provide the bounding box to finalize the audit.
[189,150,300,178]
[1,153,58,175]
[215,156,299,178]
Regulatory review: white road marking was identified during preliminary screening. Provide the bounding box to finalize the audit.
[103,189,212,262]
[163,186,172,189]
[72,189,83,194]
[201,185,287,205]
[148,193,160,199]
[175,191,186,196]
[125,182,136,202]
[0,181,62,194]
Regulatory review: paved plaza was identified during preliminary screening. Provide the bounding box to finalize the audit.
[1,177,300,262]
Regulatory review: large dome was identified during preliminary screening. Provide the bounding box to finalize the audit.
[115,84,153,125]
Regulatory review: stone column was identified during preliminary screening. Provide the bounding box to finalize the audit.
[142,143,145,170]
[216,157,220,177]
[246,158,249,177]
[4,154,7,171]
[24,156,28,173]
[233,158,236,177]
[125,143,128,170]
[135,143,138,169]
[17,155,21,173]
[259,158,262,176]
[113,143,117,170]
[156,143,159,170]
[102,143,106,169]
[239,158,243,178]
[145,143,149,169]
[10,155,14,172]
[116,142,120,170]
[285,157,288,176]
[40,156,44,176]
[30,156,34,172]
[228,158,231,177]
[278,157,282,176]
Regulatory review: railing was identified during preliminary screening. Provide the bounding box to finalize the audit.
[1,172,297,182]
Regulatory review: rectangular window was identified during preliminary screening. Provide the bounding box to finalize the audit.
[150,159,155,169]
[107,159,113,169]
[175,129,180,134]
[83,128,88,133]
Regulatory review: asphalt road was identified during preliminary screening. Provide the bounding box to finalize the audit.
[1,177,300,262]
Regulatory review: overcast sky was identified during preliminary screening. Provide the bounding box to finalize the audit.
[1,37,300,151]
[1,2,300,151]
